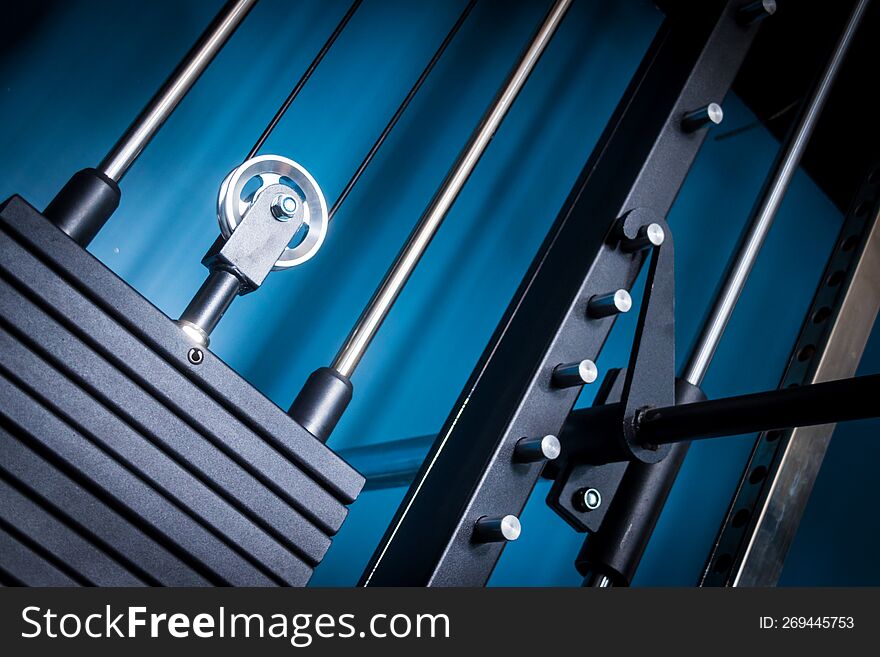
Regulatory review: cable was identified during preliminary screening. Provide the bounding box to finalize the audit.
[331,0,572,379]
[329,0,478,221]
[246,0,363,159]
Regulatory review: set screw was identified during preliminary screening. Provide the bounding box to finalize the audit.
[588,290,632,318]
[552,360,598,388]
[514,435,561,463]
[473,515,521,543]
[681,103,723,133]
[187,347,204,365]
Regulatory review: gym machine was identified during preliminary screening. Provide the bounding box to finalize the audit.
[0,0,876,587]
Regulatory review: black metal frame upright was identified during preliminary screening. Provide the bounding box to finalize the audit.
[361,0,762,587]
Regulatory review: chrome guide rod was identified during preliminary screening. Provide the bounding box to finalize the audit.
[681,0,869,387]
[331,0,572,378]
[98,0,259,182]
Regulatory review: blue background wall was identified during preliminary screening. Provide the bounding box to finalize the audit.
[0,0,876,586]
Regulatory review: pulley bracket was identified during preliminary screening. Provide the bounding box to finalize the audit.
[177,154,329,346]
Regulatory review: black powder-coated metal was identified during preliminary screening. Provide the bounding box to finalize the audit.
[0,195,364,586]
[0,427,209,586]
[42,168,120,247]
[575,378,706,586]
[289,367,353,443]
[360,0,760,587]
[546,369,629,533]
[547,214,675,530]
[638,374,880,445]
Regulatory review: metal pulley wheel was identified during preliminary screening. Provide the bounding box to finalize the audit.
[217,154,328,269]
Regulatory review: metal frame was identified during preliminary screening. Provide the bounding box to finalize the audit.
[360,0,761,587]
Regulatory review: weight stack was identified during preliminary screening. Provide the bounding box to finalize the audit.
[0,195,364,586]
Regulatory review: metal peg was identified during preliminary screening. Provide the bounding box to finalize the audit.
[621,223,665,253]
[552,360,598,388]
[737,0,777,26]
[681,103,724,132]
[587,289,632,318]
[473,515,522,543]
[514,435,561,463]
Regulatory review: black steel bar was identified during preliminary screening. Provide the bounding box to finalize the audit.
[329,0,477,220]
[577,439,689,586]
[247,0,362,158]
[638,374,880,445]
[360,0,758,587]
[178,269,241,341]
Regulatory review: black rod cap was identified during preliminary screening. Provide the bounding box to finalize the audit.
[44,168,121,247]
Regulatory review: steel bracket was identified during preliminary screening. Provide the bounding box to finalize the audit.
[547,216,679,531]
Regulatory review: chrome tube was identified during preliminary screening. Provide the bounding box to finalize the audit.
[331,0,573,377]
[681,0,869,387]
[98,0,258,182]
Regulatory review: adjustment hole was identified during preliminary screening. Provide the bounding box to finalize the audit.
[749,465,768,485]
[826,270,845,287]
[797,345,816,362]
[841,235,860,252]
[713,553,733,574]
[187,348,204,365]
[731,508,751,528]
[812,307,832,324]
[765,430,783,442]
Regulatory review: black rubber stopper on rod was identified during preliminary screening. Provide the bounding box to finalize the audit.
[44,168,121,247]
[289,367,353,442]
